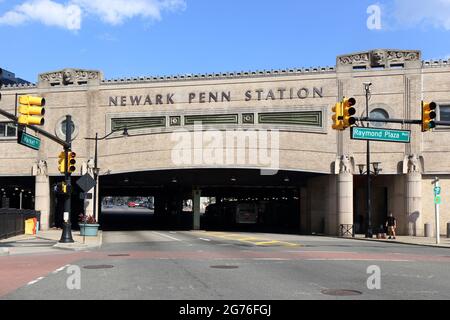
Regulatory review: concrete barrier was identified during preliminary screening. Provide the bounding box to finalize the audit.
[424,223,432,238]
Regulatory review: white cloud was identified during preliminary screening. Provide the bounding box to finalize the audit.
[393,0,450,30]
[0,0,81,30]
[73,0,186,25]
[0,0,186,30]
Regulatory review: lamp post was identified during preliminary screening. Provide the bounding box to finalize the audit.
[19,189,24,209]
[85,128,129,221]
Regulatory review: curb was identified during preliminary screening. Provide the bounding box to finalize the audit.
[343,236,450,249]
[52,231,103,252]
[0,248,10,256]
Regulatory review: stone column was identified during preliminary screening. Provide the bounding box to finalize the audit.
[405,155,423,236]
[335,155,354,236]
[299,187,308,234]
[193,189,201,230]
[33,160,51,230]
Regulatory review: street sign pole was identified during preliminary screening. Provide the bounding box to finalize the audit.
[434,178,441,245]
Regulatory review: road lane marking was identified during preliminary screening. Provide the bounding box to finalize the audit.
[306,259,412,262]
[52,265,69,274]
[252,258,290,261]
[192,231,301,247]
[152,231,182,242]
[255,241,282,246]
[199,238,211,242]
[27,277,44,286]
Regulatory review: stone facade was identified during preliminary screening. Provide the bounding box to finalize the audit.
[1,49,450,236]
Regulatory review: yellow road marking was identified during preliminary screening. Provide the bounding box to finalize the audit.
[192,231,301,247]
[254,241,281,246]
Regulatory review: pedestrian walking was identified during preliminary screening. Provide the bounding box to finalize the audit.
[386,212,397,240]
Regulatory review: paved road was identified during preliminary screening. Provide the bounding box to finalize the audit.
[1,231,450,300]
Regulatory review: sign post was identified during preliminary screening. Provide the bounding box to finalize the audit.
[433,178,441,245]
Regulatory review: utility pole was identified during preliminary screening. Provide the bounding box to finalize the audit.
[364,82,373,238]
[59,115,74,243]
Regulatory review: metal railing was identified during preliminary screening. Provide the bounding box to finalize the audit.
[340,224,355,238]
[0,209,41,240]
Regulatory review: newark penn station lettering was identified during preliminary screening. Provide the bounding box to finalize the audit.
[1,49,450,239]
[109,87,324,106]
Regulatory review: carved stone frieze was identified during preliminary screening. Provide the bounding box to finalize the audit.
[39,68,102,87]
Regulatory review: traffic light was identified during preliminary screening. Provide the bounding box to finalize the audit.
[58,151,66,174]
[17,95,46,126]
[422,101,437,132]
[332,102,344,130]
[62,182,68,194]
[342,97,357,129]
[54,182,69,194]
[68,151,76,174]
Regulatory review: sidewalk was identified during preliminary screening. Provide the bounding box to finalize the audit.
[0,229,102,255]
[349,234,450,248]
[41,229,103,251]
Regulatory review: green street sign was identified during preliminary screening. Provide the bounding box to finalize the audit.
[351,127,411,143]
[435,196,442,205]
[434,187,441,196]
[18,130,41,151]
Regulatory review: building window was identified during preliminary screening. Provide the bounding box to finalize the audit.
[439,104,450,122]
[369,108,390,128]
[61,119,76,136]
[55,117,79,141]
[0,122,17,138]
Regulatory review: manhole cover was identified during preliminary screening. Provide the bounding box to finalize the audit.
[83,265,114,270]
[210,265,239,269]
[108,254,130,257]
[321,289,362,296]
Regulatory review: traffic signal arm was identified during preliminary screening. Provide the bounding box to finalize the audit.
[0,108,68,148]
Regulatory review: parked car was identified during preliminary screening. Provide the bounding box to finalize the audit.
[128,202,137,207]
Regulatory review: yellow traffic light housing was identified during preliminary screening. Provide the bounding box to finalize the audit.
[342,97,357,129]
[62,182,68,194]
[332,102,344,130]
[17,95,46,126]
[58,152,66,174]
[422,101,437,132]
[68,151,76,174]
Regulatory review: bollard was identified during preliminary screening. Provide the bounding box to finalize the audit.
[447,223,450,239]
[424,223,432,238]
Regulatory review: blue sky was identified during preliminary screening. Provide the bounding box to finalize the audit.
[1,0,450,82]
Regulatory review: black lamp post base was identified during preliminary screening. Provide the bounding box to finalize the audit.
[59,222,74,243]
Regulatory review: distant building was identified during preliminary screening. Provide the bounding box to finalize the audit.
[0,68,31,86]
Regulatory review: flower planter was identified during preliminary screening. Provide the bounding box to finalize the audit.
[79,223,100,237]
